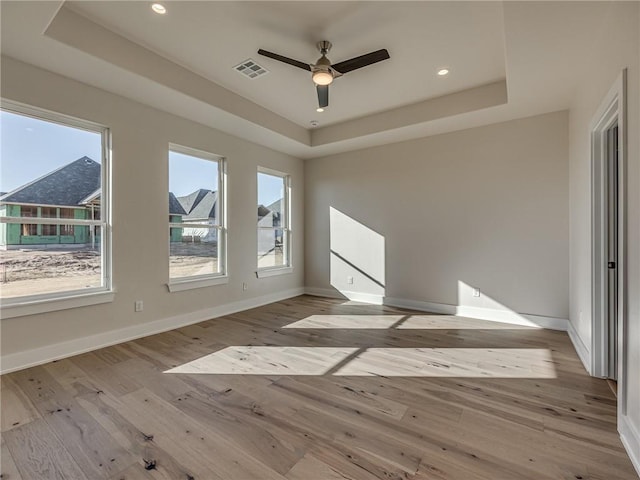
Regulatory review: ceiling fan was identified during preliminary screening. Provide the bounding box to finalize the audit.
[258,41,390,110]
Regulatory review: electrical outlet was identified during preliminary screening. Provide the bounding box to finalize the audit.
[472,288,481,297]
[347,276,354,285]
[135,300,144,312]
[242,282,248,291]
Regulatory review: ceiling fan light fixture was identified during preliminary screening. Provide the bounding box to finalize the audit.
[312,70,333,86]
[151,3,166,14]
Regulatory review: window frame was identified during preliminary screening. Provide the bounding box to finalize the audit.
[0,100,112,317]
[256,166,292,277]
[167,143,228,291]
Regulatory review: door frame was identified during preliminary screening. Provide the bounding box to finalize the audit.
[590,70,626,411]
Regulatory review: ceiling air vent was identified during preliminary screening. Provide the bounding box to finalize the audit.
[234,59,268,79]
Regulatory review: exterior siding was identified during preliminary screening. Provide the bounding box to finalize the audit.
[0,204,98,247]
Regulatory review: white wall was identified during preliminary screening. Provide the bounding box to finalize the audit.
[567,1,639,471]
[0,57,304,369]
[305,111,569,326]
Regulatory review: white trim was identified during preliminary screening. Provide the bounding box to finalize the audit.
[167,275,229,292]
[384,296,456,314]
[0,287,304,374]
[1,291,114,319]
[589,70,627,413]
[304,289,568,330]
[257,165,288,178]
[0,99,112,310]
[168,145,227,279]
[304,287,384,305]
[619,414,640,477]
[256,266,293,278]
[567,320,591,373]
[452,305,567,330]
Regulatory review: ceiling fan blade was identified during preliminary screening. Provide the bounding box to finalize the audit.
[332,49,390,74]
[257,49,311,71]
[317,85,329,108]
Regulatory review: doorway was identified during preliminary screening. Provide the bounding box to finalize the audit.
[590,70,626,413]
[605,123,618,382]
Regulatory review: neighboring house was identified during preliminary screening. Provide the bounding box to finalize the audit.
[174,188,218,243]
[169,192,187,242]
[0,156,185,248]
[257,198,282,258]
[0,156,101,249]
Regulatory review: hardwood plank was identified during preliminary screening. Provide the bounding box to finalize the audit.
[9,366,135,479]
[75,387,196,480]
[115,388,287,479]
[1,435,24,480]
[1,295,637,479]
[1,376,41,432]
[2,419,87,480]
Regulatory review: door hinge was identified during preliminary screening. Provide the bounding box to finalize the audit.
[608,262,616,269]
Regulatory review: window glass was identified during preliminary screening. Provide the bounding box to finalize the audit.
[168,147,225,281]
[257,170,290,269]
[0,107,108,301]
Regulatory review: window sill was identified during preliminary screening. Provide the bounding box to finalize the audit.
[1,290,115,319]
[256,266,293,278]
[167,275,229,292]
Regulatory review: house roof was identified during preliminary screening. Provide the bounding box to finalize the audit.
[0,156,189,217]
[0,156,101,206]
[257,204,270,219]
[169,192,187,216]
[266,198,282,215]
[176,189,217,220]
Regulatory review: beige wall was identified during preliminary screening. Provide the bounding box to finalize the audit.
[305,111,569,322]
[0,57,304,360]
[567,0,639,466]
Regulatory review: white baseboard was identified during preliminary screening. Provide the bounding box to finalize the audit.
[386,297,567,330]
[304,287,384,305]
[384,296,456,315]
[567,320,591,374]
[620,414,640,478]
[304,289,568,331]
[0,288,305,375]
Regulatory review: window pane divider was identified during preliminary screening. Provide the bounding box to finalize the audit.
[169,222,222,229]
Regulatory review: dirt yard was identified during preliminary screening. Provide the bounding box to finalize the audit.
[0,242,282,298]
[0,247,102,298]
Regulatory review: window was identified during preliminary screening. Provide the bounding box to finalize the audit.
[20,206,37,236]
[168,145,226,286]
[60,208,75,236]
[257,168,291,272]
[0,102,110,305]
[41,207,57,236]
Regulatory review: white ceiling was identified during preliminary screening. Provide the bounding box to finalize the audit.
[66,1,507,128]
[0,1,615,159]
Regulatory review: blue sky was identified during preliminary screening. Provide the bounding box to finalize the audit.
[1,110,283,205]
[1,110,101,193]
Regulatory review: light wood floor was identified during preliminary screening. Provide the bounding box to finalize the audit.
[1,295,637,479]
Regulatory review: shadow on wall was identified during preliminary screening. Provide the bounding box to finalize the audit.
[329,207,385,301]
[328,207,564,329]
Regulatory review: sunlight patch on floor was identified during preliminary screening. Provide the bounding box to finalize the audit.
[332,348,556,378]
[164,346,556,378]
[283,314,535,330]
[164,346,359,375]
[283,315,405,329]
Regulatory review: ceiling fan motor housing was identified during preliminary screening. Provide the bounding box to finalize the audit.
[317,40,332,55]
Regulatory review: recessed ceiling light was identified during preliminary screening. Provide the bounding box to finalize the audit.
[151,3,166,14]
[316,108,324,113]
[310,120,319,127]
[438,69,449,76]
